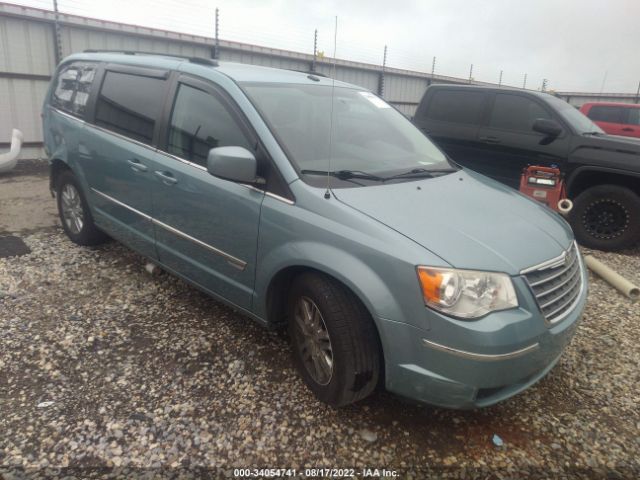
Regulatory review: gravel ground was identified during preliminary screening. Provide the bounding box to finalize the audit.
[1,165,639,479]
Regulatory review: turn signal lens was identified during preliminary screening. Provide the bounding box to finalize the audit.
[416,266,518,319]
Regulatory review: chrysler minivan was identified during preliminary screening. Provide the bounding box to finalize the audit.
[43,52,587,409]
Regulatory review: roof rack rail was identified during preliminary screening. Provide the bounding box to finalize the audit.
[289,69,328,78]
[82,50,218,66]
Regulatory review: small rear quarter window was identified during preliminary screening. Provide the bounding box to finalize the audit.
[51,62,97,119]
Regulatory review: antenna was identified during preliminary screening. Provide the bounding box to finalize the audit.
[324,16,338,200]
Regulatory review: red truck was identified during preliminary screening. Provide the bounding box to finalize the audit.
[580,102,640,139]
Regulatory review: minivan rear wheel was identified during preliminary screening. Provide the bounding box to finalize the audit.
[287,272,381,407]
[570,184,640,251]
[56,171,108,246]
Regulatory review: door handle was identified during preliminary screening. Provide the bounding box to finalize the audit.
[127,159,148,172]
[479,136,501,144]
[154,170,178,185]
[622,127,634,132]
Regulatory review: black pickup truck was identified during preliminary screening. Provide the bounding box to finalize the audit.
[413,84,640,251]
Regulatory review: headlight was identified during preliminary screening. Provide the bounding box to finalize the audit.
[416,266,518,319]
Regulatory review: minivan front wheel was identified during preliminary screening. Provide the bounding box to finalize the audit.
[56,171,108,246]
[570,184,640,251]
[287,272,381,407]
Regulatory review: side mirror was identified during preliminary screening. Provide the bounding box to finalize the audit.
[206,146,258,184]
[532,118,562,137]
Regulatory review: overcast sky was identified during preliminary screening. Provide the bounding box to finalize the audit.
[20,0,640,92]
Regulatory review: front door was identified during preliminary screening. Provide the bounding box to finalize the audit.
[474,92,570,189]
[82,65,171,259]
[150,76,264,310]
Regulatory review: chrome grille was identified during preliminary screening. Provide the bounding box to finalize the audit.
[523,243,583,323]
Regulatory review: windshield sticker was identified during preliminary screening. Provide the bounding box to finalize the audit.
[359,91,391,108]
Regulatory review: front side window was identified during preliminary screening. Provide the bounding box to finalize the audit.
[426,90,486,125]
[51,62,96,118]
[94,71,166,144]
[167,84,252,167]
[547,96,602,135]
[587,105,625,124]
[243,83,451,184]
[489,94,552,133]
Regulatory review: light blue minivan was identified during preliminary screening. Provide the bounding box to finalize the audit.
[43,51,587,408]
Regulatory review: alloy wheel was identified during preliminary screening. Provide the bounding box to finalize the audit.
[60,183,84,235]
[292,296,334,386]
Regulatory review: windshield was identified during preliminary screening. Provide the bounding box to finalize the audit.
[243,83,453,186]
[547,96,604,135]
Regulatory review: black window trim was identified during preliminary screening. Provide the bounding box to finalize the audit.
[86,62,171,148]
[157,73,294,202]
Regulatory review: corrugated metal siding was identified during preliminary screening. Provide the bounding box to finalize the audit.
[62,25,211,58]
[0,15,55,75]
[2,5,638,160]
[16,146,44,160]
[0,78,48,142]
[385,74,427,104]
[221,49,309,72]
[316,64,379,91]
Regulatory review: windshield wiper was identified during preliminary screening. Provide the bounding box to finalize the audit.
[583,131,604,136]
[300,169,385,181]
[382,167,458,182]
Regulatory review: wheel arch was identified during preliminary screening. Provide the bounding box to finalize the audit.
[257,243,408,333]
[49,158,73,194]
[567,167,640,198]
[263,261,388,389]
[263,262,391,331]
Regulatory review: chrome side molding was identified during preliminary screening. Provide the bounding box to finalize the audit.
[91,188,247,270]
[421,338,540,361]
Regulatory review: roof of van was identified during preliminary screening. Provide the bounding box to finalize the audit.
[64,51,358,89]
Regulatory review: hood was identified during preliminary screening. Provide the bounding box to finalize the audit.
[332,170,574,275]
[580,133,640,153]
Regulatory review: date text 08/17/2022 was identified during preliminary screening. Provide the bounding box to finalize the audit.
[233,468,399,478]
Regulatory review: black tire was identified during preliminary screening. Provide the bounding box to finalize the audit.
[56,170,108,246]
[287,272,381,407]
[569,184,640,251]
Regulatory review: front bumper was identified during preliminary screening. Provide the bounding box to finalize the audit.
[378,263,588,409]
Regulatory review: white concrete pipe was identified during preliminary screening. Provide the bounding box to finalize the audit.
[584,255,640,301]
[0,129,23,173]
[557,198,573,216]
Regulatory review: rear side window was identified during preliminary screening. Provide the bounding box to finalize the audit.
[51,62,97,119]
[94,71,166,144]
[425,90,486,125]
[587,105,625,124]
[489,94,551,132]
[167,84,252,167]
[627,108,640,126]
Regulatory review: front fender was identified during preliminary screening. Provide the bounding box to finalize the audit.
[255,241,404,322]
